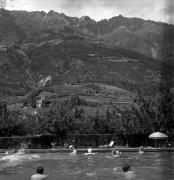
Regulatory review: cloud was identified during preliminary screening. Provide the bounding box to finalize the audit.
[4,0,173,24]
[163,0,174,24]
[164,0,174,15]
[0,0,14,8]
[58,0,89,9]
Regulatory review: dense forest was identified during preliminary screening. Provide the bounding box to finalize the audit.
[0,86,173,148]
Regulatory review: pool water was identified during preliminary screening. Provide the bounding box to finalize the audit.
[0,152,173,180]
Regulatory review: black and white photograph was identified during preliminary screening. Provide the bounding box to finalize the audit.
[0,0,173,179]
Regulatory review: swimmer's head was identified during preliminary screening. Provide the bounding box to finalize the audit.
[123,164,131,172]
[36,166,44,174]
[116,151,119,154]
[88,148,92,153]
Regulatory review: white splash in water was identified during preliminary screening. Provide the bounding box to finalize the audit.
[0,148,40,163]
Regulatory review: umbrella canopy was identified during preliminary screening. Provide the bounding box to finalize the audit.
[149,132,168,139]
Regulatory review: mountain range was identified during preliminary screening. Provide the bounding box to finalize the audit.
[1,9,173,62]
[0,9,173,99]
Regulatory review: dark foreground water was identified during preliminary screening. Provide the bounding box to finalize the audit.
[0,152,173,180]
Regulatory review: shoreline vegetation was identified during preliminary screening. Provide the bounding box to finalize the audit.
[0,87,173,149]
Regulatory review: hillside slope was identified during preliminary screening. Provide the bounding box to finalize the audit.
[0,9,173,100]
[1,38,172,98]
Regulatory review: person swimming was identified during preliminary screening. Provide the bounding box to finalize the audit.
[84,148,95,156]
[138,146,144,154]
[1,148,40,162]
[70,147,77,156]
[1,147,25,161]
[31,166,49,180]
[122,164,136,179]
[112,150,122,158]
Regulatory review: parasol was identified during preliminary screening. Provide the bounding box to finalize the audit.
[149,132,168,139]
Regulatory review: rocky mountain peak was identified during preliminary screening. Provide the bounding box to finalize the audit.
[0,9,173,63]
[79,16,96,24]
[45,10,70,26]
[47,10,60,17]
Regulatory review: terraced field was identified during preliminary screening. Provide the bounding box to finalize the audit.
[1,38,173,115]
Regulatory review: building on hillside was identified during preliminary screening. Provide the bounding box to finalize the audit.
[36,99,43,108]
[36,92,52,108]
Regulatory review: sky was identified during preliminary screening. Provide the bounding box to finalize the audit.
[1,0,174,24]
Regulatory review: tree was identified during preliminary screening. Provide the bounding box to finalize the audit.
[116,86,173,146]
[0,102,26,136]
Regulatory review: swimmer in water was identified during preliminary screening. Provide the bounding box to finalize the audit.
[84,148,95,156]
[31,166,49,180]
[138,146,144,154]
[70,147,77,156]
[1,148,24,161]
[112,150,122,158]
[122,164,136,179]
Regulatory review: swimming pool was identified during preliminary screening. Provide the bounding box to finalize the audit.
[0,151,173,180]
